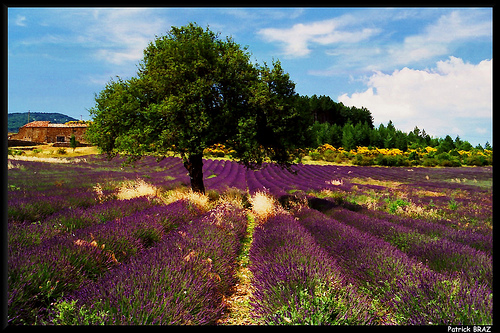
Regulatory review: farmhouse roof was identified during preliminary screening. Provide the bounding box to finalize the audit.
[21,121,88,128]
[22,121,50,127]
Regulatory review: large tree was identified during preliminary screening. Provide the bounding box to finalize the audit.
[86,23,308,193]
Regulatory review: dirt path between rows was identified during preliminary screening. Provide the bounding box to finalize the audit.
[216,214,256,325]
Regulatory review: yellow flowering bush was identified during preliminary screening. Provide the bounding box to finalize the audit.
[205,142,491,167]
[203,143,233,157]
[317,144,336,154]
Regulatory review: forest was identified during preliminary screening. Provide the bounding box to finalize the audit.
[298,94,491,152]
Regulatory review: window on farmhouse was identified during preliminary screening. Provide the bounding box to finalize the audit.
[56,136,65,142]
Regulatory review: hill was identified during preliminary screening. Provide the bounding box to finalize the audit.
[8,112,78,133]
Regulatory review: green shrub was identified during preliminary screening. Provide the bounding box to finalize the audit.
[308,150,322,161]
[448,198,459,210]
[465,155,487,166]
[70,135,78,151]
[408,151,419,161]
[386,198,410,214]
[8,149,25,156]
[437,152,451,161]
[322,149,336,162]
[422,157,438,167]
[49,300,108,325]
[375,155,398,166]
[57,148,67,155]
[353,154,374,166]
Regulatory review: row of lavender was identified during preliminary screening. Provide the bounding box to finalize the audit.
[203,158,492,194]
[8,198,196,324]
[249,209,492,325]
[8,195,247,324]
[328,208,492,287]
[53,202,247,325]
[248,213,382,324]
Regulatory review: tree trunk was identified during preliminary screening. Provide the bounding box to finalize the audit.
[183,153,205,194]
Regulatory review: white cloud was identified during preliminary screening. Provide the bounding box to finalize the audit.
[82,8,166,66]
[338,57,492,139]
[15,15,27,26]
[306,9,492,75]
[387,10,491,67]
[11,8,166,68]
[258,17,379,58]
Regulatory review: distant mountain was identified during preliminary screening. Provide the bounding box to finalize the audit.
[8,112,78,133]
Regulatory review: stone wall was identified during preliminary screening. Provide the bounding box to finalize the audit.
[12,127,48,143]
[45,126,88,143]
[7,139,40,147]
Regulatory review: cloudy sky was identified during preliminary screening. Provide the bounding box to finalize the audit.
[8,7,492,146]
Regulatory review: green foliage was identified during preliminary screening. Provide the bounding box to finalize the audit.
[353,154,374,166]
[437,135,455,154]
[341,122,356,151]
[308,150,322,161]
[448,198,459,211]
[299,94,373,130]
[8,148,25,156]
[50,300,108,325]
[305,116,485,162]
[87,23,307,192]
[265,282,371,325]
[385,198,410,214]
[322,149,336,162]
[465,154,488,166]
[375,154,409,167]
[70,134,78,151]
[133,228,163,248]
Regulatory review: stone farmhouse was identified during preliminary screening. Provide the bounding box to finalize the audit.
[10,121,88,144]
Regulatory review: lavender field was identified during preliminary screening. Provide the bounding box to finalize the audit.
[7,154,493,325]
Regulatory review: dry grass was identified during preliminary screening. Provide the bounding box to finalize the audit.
[7,160,25,170]
[325,179,344,186]
[116,178,160,200]
[92,178,161,203]
[16,144,99,157]
[414,189,446,198]
[8,155,88,164]
[248,191,285,225]
[396,201,442,221]
[161,187,211,212]
[218,188,248,210]
[216,213,256,325]
[350,177,403,188]
[218,265,255,325]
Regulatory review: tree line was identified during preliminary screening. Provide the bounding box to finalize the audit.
[297,94,491,152]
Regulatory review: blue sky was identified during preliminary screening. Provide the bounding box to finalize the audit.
[8,7,492,147]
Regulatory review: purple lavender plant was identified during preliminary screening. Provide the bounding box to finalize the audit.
[294,208,493,325]
[50,203,247,325]
[8,234,118,325]
[361,208,493,255]
[249,213,381,325]
[328,208,492,288]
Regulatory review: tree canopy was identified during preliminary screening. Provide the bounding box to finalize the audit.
[86,23,308,193]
